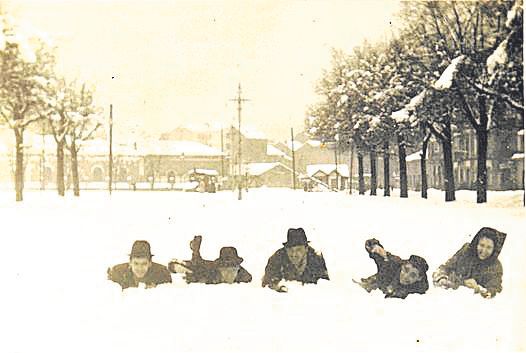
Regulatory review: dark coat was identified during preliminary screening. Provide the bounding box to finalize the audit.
[262,246,329,287]
[108,262,172,290]
[434,228,506,296]
[170,257,252,284]
[362,250,429,299]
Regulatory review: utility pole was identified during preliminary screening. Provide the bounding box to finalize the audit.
[291,128,296,190]
[334,143,339,190]
[108,104,113,195]
[230,84,249,200]
[349,141,353,195]
[40,124,46,190]
[220,127,225,178]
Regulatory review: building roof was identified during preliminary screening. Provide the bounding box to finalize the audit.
[306,164,349,178]
[140,140,225,156]
[244,162,292,176]
[267,144,292,160]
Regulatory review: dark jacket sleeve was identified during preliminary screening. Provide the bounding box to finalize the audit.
[262,251,283,287]
[479,260,503,296]
[313,252,330,281]
[441,243,470,273]
[236,267,252,283]
[151,263,172,285]
[433,243,470,286]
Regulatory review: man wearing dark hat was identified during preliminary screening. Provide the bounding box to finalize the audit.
[209,247,252,284]
[355,239,429,299]
[168,236,252,284]
[262,228,329,292]
[107,240,172,290]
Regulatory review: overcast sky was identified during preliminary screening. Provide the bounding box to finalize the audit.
[5,0,401,142]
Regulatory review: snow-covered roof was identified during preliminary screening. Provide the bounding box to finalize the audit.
[80,139,140,156]
[267,144,292,160]
[511,153,524,160]
[180,122,225,133]
[305,140,322,148]
[286,140,303,152]
[434,55,466,90]
[189,168,219,176]
[240,127,266,140]
[244,162,291,176]
[307,164,349,178]
[141,140,225,156]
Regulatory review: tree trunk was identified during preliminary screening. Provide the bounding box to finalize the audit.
[56,140,65,196]
[420,137,429,199]
[476,95,489,204]
[14,129,24,202]
[370,150,377,196]
[358,152,365,195]
[383,141,390,197]
[397,134,408,198]
[70,140,80,197]
[476,128,488,203]
[442,138,456,202]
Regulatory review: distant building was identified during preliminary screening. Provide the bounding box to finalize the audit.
[405,127,524,191]
[244,162,298,188]
[306,164,349,190]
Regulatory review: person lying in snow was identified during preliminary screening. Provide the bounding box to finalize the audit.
[107,240,172,290]
[354,238,429,299]
[433,227,506,299]
[168,236,252,284]
[262,228,329,293]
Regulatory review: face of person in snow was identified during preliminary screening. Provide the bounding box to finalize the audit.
[370,244,387,257]
[130,256,152,279]
[477,236,495,260]
[399,262,422,285]
[217,265,240,284]
[286,245,308,267]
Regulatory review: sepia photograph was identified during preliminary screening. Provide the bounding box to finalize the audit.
[1,0,525,352]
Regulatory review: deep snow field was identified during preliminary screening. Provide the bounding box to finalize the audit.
[2,188,525,353]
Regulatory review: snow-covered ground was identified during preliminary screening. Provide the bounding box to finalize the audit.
[2,188,525,353]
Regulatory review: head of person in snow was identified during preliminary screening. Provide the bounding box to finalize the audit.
[129,240,153,279]
[365,238,387,258]
[432,227,506,298]
[107,240,172,290]
[284,229,310,268]
[213,247,244,284]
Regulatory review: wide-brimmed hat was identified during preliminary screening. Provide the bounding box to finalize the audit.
[283,228,309,247]
[214,246,243,267]
[129,240,153,258]
[408,255,429,273]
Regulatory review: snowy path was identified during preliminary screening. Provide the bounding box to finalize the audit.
[2,188,525,352]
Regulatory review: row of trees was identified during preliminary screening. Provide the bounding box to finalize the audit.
[0,14,102,201]
[307,0,523,203]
